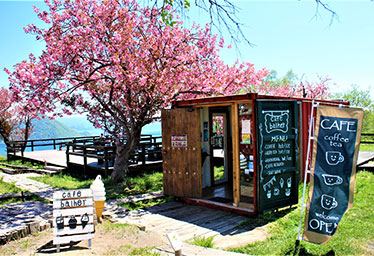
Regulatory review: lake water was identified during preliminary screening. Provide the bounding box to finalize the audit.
[0,122,162,157]
[0,143,5,156]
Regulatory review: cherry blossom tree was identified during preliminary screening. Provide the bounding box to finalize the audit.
[244,70,330,99]
[6,0,267,183]
[0,87,34,155]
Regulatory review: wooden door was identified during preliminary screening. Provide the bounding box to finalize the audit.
[162,108,202,198]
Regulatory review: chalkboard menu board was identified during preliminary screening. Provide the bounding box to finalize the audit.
[256,100,299,212]
[303,106,363,244]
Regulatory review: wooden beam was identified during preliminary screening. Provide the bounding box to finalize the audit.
[231,103,240,207]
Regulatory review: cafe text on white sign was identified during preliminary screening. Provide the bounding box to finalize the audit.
[53,189,95,252]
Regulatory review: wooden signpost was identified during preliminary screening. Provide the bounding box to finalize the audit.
[53,189,95,252]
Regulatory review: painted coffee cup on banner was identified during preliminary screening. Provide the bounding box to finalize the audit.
[322,174,343,186]
[326,151,344,165]
[321,194,338,210]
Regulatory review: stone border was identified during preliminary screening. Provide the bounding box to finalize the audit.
[0,219,52,245]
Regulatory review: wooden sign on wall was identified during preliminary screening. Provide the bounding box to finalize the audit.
[53,189,95,252]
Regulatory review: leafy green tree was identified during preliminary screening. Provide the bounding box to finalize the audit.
[332,84,374,132]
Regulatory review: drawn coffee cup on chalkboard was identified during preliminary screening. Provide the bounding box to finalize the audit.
[321,194,338,210]
[326,151,344,165]
[68,216,78,229]
[322,174,343,186]
[285,188,291,197]
[56,215,64,229]
[266,190,271,199]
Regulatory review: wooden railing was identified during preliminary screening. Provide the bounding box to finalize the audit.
[65,135,162,175]
[7,136,101,157]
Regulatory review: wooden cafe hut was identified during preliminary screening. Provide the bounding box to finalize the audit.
[161,93,348,214]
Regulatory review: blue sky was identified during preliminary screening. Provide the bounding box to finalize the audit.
[0,0,373,97]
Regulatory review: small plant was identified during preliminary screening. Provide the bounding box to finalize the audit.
[129,247,160,256]
[102,220,139,239]
[19,238,33,249]
[190,235,215,248]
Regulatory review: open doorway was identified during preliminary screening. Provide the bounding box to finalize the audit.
[211,112,229,185]
[202,107,233,204]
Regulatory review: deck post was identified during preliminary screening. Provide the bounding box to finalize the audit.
[104,147,109,176]
[66,144,70,166]
[141,144,146,167]
[83,146,87,177]
[73,139,76,152]
[31,141,34,151]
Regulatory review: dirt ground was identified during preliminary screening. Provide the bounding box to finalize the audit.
[0,220,168,256]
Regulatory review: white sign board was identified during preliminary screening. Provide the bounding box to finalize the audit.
[53,189,95,251]
[166,232,183,252]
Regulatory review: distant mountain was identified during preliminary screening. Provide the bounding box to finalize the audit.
[30,118,83,140]
[56,116,102,136]
[56,116,161,136]
[0,118,83,155]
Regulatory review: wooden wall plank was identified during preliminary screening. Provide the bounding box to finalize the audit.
[53,189,92,199]
[53,224,94,235]
[53,233,94,245]
[53,207,94,217]
[232,103,240,206]
[52,215,94,227]
[53,198,94,208]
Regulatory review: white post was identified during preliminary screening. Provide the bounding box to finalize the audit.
[297,101,319,241]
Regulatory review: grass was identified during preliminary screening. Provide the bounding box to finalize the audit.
[0,157,44,170]
[30,171,163,200]
[104,172,163,200]
[190,235,215,248]
[102,221,138,235]
[129,247,160,256]
[0,177,48,205]
[30,172,93,190]
[229,170,374,256]
[214,166,225,180]
[118,196,173,211]
[359,143,374,151]
[0,177,23,194]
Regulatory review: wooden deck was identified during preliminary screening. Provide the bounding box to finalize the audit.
[12,149,93,168]
[10,149,162,175]
[112,201,267,248]
[12,149,374,174]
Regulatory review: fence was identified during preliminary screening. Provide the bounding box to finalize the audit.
[7,135,162,176]
[7,136,101,156]
[66,135,162,176]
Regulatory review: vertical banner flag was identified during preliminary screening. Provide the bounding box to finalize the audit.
[303,105,363,244]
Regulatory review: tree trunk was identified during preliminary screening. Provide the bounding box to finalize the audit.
[110,128,142,184]
[111,145,129,183]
